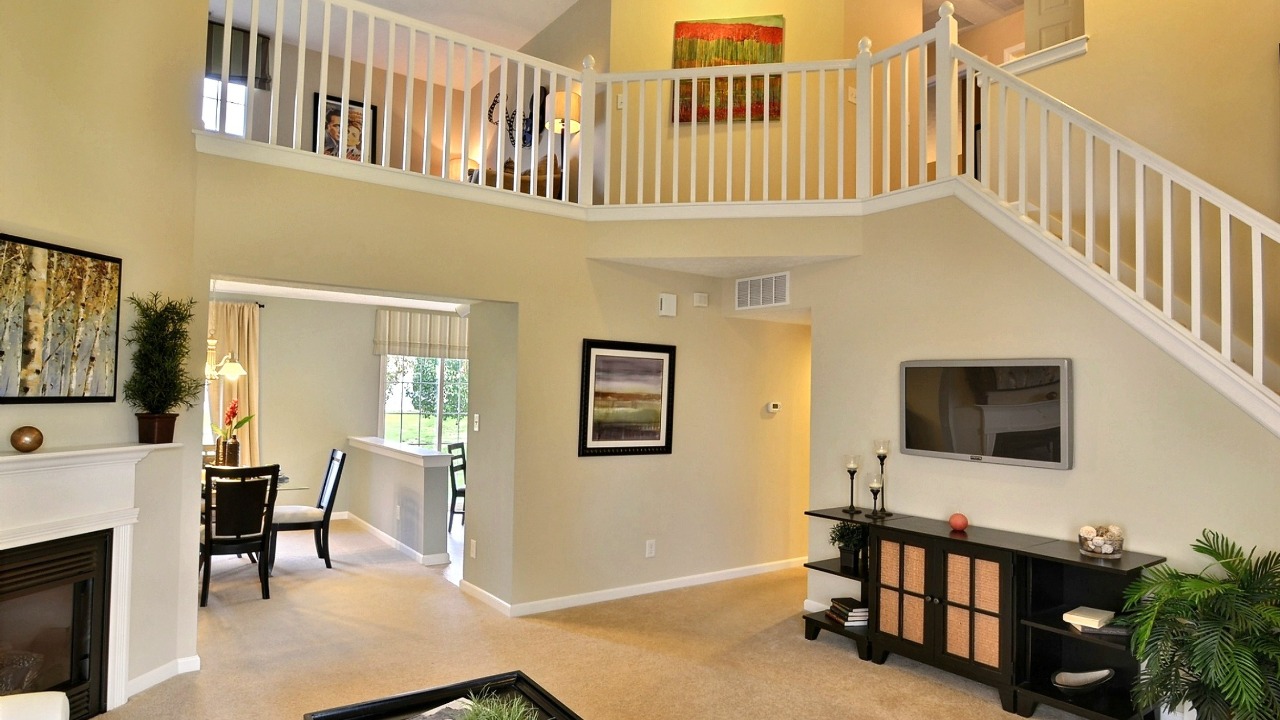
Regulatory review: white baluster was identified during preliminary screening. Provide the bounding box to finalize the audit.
[855,38,871,198]
[579,55,597,206]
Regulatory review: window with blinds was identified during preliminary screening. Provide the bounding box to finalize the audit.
[375,309,469,450]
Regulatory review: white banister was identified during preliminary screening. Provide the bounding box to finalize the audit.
[579,55,596,206]
[198,1,1280,434]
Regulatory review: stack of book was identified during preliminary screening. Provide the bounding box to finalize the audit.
[826,597,869,627]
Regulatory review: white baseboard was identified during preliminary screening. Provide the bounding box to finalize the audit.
[343,512,446,565]
[506,556,807,617]
[803,598,828,613]
[125,655,200,699]
[460,580,513,616]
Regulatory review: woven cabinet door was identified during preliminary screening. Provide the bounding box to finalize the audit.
[874,532,932,654]
[936,543,1014,683]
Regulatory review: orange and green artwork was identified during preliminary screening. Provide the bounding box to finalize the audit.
[672,15,784,123]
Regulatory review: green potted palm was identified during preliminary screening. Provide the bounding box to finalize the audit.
[1122,529,1280,720]
[830,520,869,575]
[121,293,204,443]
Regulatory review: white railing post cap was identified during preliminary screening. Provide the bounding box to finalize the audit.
[858,37,872,55]
[939,1,955,18]
[583,55,596,71]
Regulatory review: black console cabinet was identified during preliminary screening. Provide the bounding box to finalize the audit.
[803,508,1164,719]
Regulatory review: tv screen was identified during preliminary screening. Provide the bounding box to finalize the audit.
[900,359,1072,470]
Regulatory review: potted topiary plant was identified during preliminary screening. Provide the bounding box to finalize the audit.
[121,293,204,443]
[829,520,869,575]
[1121,529,1280,720]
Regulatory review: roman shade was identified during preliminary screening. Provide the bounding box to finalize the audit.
[374,309,469,360]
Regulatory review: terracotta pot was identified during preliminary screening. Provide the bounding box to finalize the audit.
[136,413,178,443]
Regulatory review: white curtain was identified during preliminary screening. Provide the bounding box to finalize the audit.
[374,308,469,359]
[208,301,261,465]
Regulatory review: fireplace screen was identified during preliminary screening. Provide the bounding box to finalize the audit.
[0,531,110,719]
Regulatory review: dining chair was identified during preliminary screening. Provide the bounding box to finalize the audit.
[0,692,70,720]
[447,442,466,529]
[199,464,280,607]
[270,449,346,571]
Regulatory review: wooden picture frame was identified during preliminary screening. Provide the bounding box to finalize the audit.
[0,234,122,403]
[313,93,378,163]
[578,339,676,456]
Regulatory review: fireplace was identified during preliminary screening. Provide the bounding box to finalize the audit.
[0,443,170,714]
[0,530,110,719]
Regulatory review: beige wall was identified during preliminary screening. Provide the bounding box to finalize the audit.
[958,9,1024,64]
[1023,0,1280,223]
[1,0,206,682]
[522,0,612,72]
[802,197,1280,606]
[193,155,812,605]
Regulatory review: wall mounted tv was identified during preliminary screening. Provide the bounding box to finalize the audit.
[901,359,1073,470]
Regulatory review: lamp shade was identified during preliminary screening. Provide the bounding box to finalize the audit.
[447,155,479,181]
[543,91,581,134]
[218,360,247,381]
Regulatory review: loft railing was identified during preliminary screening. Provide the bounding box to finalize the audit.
[206,0,581,202]
[202,1,1280,420]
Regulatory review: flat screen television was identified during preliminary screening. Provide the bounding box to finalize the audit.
[901,358,1072,470]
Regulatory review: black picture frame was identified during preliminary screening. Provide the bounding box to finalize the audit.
[312,93,378,164]
[578,338,676,457]
[0,234,122,403]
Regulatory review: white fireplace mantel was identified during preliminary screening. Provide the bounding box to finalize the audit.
[0,441,177,710]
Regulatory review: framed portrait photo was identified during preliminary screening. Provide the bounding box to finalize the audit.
[313,93,379,163]
[578,339,676,457]
[0,234,122,403]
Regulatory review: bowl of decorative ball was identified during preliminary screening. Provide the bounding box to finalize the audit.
[1078,524,1124,558]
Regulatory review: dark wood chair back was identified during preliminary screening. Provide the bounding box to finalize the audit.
[315,449,347,518]
[447,442,466,492]
[446,442,466,529]
[200,464,280,606]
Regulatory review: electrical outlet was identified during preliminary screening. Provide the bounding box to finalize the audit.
[472,413,480,432]
[616,94,624,110]
[645,539,656,558]
[470,539,477,559]
[847,86,856,104]
[395,504,401,520]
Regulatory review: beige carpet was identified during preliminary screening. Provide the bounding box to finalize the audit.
[104,520,1075,719]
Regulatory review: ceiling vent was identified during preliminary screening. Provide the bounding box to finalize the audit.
[735,272,790,310]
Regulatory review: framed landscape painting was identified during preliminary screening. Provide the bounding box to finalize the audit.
[672,14,785,123]
[0,234,122,402]
[578,339,676,456]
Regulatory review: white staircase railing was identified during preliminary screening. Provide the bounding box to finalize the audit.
[200,0,1280,432]
[940,29,1280,406]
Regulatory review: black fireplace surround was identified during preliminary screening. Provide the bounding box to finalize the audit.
[0,530,110,719]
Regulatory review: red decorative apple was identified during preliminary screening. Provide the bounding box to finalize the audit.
[949,513,969,531]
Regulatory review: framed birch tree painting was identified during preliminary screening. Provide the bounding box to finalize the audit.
[0,234,122,402]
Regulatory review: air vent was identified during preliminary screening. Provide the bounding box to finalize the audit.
[735,272,790,310]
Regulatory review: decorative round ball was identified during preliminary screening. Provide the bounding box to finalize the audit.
[10,426,44,453]
[949,513,969,531]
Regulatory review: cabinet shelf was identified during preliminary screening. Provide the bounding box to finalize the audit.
[1016,678,1151,720]
[1022,607,1132,651]
[803,611,871,660]
[803,557,867,582]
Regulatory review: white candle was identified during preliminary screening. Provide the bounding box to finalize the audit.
[876,443,888,455]
[847,460,858,470]
[869,480,882,489]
